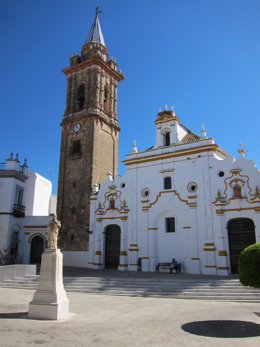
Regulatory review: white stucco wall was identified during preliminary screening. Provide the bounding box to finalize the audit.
[24,170,52,216]
[89,131,260,276]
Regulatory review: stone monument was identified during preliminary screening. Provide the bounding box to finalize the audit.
[28,215,69,320]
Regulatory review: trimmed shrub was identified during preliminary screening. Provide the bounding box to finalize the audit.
[238,243,260,288]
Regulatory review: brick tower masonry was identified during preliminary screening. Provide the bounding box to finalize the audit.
[57,9,124,251]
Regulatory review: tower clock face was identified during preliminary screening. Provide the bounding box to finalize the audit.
[73,123,81,133]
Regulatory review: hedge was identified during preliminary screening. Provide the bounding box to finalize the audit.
[238,243,260,288]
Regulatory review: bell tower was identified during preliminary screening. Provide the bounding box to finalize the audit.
[57,8,124,251]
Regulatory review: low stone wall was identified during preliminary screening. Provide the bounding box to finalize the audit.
[0,264,36,281]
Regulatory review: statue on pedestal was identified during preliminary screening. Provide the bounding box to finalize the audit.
[48,215,61,249]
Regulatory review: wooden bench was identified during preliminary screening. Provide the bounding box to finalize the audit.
[156,258,181,274]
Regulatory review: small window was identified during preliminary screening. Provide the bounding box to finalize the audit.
[164,131,170,146]
[72,140,81,154]
[164,177,172,190]
[141,188,150,197]
[166,217,175,233]
[77,84,85,109]
[15,186,24,205]
[104,84,110,113]
[187,182,197,193]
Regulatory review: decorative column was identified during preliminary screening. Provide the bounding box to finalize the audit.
[28,216,69,320]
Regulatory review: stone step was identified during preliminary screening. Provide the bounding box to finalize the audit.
[1,275,260,302]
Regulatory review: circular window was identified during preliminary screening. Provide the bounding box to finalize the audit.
[218,171,225,177]
[121,183,126,188]
[141,188,150,198]
[187,182,197,193]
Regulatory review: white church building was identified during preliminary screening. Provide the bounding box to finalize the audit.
[87,109,260,275]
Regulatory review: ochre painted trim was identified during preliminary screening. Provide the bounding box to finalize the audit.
[218,251,228,256]
[217,267,229,270]
[95,251,102,256]
[143,189,197,210]
[120,251,128,256]
[96,216,128,222]
[191,258,200,260]
[123,144,227,166]
[147,228,158,230]
[216,206,260,215]
[205,265,216,268]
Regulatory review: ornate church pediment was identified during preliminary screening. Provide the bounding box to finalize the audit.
[95,185,129,215]
[213,168,260,206]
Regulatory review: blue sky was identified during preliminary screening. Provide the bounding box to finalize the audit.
[1,0,260,194]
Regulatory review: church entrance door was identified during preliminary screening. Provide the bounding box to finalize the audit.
[105,225,120,269]
[227,218,256,274]
[30,236,44,264]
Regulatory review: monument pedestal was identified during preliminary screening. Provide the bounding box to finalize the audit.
[28,249,69,320]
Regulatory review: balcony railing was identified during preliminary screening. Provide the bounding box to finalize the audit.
[13,204,25,217]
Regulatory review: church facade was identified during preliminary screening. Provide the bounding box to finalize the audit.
[88,110,260,275]
[58,11,260,275]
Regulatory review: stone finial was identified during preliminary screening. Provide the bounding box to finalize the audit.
[15,153,19,162]
[200,123,207,138]
[92,184,99,194]
[238,143,246,158]
[107,168,113,181]
[165,104,168,111]
[23,158,28,167]
[171,105,174,111]
[7,152,14,161]
[132,139,138,153]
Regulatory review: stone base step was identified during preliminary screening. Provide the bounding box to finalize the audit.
[1,274,260,302]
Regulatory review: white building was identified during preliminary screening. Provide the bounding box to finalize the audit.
[0,153,56,264]
[87,110,260,275]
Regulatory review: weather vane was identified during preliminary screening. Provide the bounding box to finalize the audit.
[95,6,102,16]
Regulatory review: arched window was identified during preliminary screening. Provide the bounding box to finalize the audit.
[72,140,81,154]
[77,84,85,110]
[163,131,170,146]
[104,84,110,113]
[164,176,172,190]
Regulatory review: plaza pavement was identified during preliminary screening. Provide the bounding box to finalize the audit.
[0,286,259,347]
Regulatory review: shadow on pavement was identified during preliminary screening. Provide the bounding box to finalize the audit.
[181,320,260,338]
[0,312,28,319]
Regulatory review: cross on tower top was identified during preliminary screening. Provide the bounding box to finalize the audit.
[95,6,102,16]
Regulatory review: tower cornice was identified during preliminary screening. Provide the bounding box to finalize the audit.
[61,109,120,132]
[63,57,124,82]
